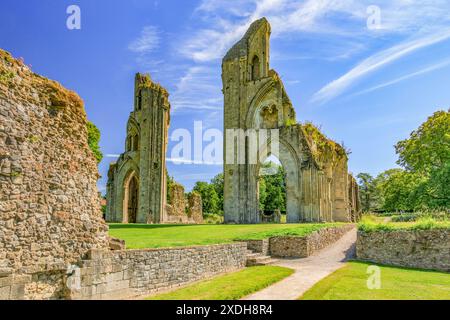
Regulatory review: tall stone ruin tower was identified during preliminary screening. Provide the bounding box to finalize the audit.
[106,73,170,224]
[222,18,360,224]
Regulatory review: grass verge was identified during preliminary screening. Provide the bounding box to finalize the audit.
[300,261,450,300]
[358,214,449,232]
[147,266,294,300]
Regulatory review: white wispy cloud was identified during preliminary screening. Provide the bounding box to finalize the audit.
[128,26,160,54]
[136,0,450,113]
[180,0,450,63]
[171,66,223,112]
[351,58,450,97]
[311,28,450,104]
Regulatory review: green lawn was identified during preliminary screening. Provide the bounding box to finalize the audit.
[358,214,450,233]
[109,223,343,249]
[300,261,450,300]
[147,266,294,300]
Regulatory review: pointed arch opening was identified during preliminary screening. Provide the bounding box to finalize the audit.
[251,55,261,81]
[123,171,139,223]
[136,90,142,111]
[258,155,286,223]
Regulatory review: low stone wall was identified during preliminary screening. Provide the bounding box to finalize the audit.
[269,225,355,258]
[0,242,247,300]
[357,229,450,272]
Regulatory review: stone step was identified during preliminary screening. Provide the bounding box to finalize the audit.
[246,255,277,267]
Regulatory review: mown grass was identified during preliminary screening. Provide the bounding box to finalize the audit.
[300,261,450,300]
[108,223,344,249]
[358,214,450,233]
[147,266,294,300]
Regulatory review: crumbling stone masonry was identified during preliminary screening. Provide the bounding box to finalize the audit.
[187,192,203,224]
[222,18,360,224]
[0,49,109,299]
[106,74,170,224]
[165,182,203,224]
[357,229,450,272]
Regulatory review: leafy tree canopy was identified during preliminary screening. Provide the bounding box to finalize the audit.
[87,121,103,164]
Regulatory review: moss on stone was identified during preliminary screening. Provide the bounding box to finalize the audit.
[301,122,347,167]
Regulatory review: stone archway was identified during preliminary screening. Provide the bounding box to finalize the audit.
[123,171,139,223]
[222,18,357,224]
[256,137,301,223]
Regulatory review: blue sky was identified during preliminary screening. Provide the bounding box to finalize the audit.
[1,0,450,192]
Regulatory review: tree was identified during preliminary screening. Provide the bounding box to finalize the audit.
[259,162,286,212]
[193,181,219,215]
[87,121,103,164]
[210,173,224,214]
[374,169,426,212]
[396,110,449,173]
[166,170,175,204]
[395,110,450,208]
[258,178,267,211]
[356,173,377,212]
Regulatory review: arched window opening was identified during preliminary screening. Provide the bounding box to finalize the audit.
[126,136,132,152]
[133,134,139,151]
[251,55,260,81]
[136,90,142,111]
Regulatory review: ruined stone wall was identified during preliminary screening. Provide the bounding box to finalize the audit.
[222,18,357,224]
[269,225,355,258]
[187,192,203,224]
[1,242,247,300]
[0,49,108,278]
[348,174,361,222]
[166,183,203,224]
[106,73,170,224]
[357,229,450,272]
[167,183,186,217]
[67,243,246,300]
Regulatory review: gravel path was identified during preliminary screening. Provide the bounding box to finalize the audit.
[242,228,357,300]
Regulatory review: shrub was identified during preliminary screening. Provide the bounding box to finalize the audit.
[203,213,224,225]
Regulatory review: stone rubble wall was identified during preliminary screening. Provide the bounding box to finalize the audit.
[1,242,247,300]
[356,229,450,272]
[67,243,247,300]
[269,225,355,258]
[0,49,109,277]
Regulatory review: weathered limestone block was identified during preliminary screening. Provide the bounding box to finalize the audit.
[109,237,126,251]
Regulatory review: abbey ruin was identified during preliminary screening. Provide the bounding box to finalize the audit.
[222,18,360,224]
[0,16,362,300]
[106,74,170,224]
[105,74,203,224]
[105,18,360,225]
